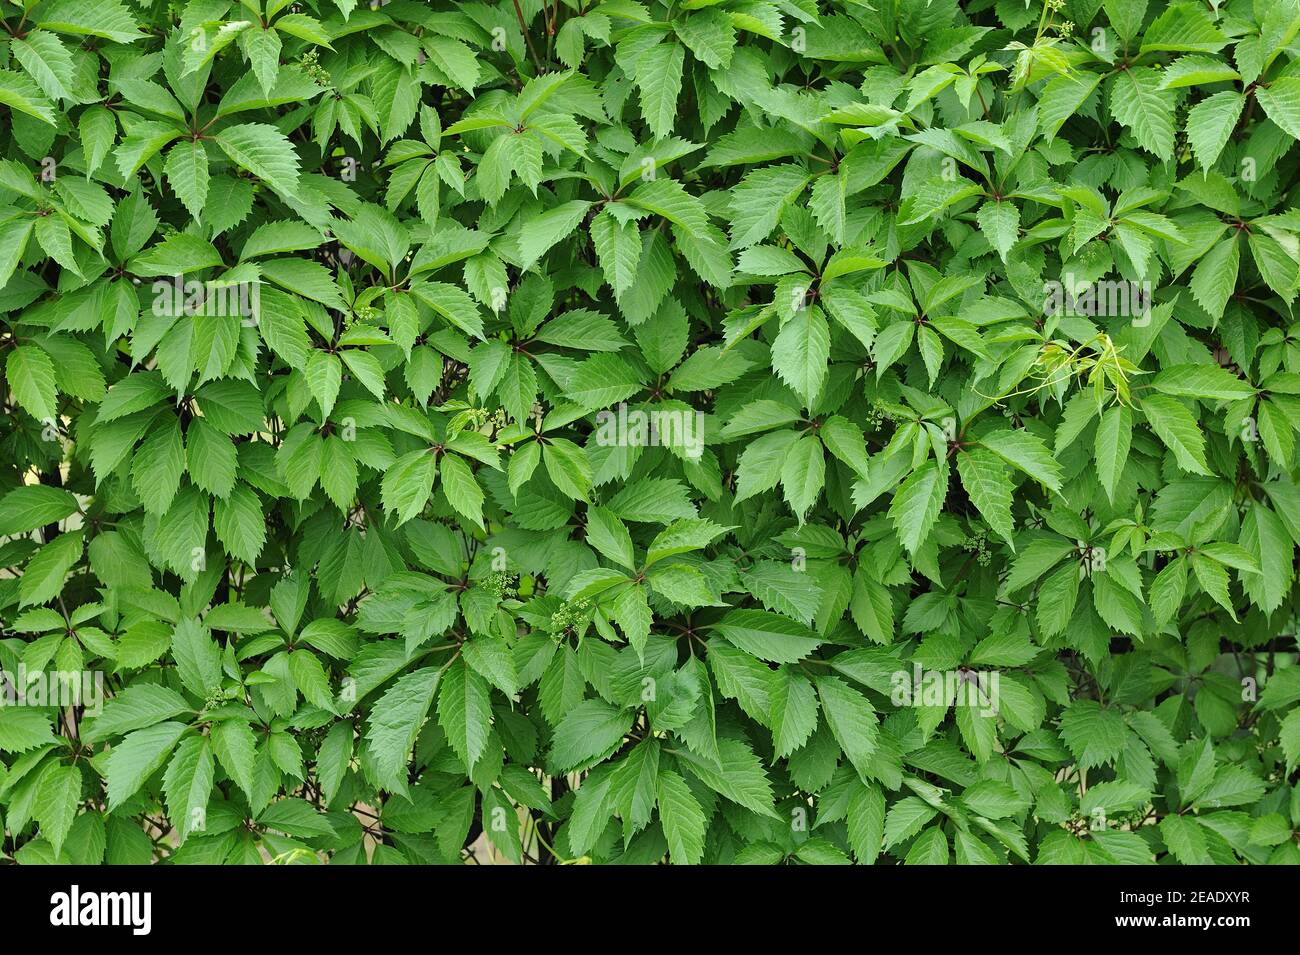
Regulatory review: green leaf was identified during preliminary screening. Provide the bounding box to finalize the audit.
[708,609,823,664]
[548,700,634,774]
[0,485,79,536]
[214,123,300,196]
[771,307,830,407]
[84,684,192,744]
[163,736,214,841]
[34,763,80,856]
[19,531,83,607]
[957,447,1016,546]
[12,31,74,102]
[655,767,706,864]
[770,668,818,758]
[815,675,879,783]
[210,718,257,801]
[1281,709,1300,775]
[438,452,485,529]
[0,69,56,124]
[677,738,778,819]
[591,210,640,297]
[1094,404,1132,503]
[367,666,441,792]
[1185,91,1243,170]
[106,722,188,809]
[164,140,211,219]
[436,660,491,770]
[1109,68,1175,160]
[978,430,1063,492]
[888,460,948,556]
[518,200,592,270]
[1140,394,1211,474]
[780,434,825,521]
[635,42,685,140]
[7,345,58,423]
[1058,701,1128,769]
[1151,363,1254,402]
[381,450,437,526]
[1255,77,1300,140]
[975,200,1020,262]
[0,709,55,752]
[1189,235,1240,320]
[38,0,142,43]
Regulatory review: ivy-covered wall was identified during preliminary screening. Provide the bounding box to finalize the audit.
[0,0,1298,864]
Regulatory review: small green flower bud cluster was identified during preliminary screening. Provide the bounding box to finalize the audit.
[482,570,517,599]
[865,404,894,431]
[300,50,331,86]
[550,596,593,631]
[961,529,992,567]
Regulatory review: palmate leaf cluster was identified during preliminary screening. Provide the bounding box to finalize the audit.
[0,0,1298,866]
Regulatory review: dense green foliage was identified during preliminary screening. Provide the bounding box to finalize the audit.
[0,0,1299,866]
